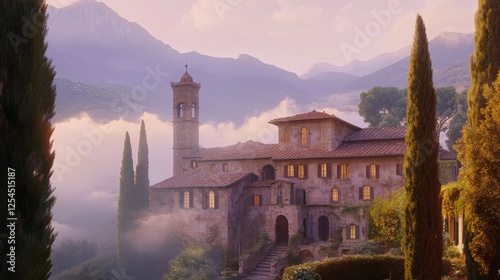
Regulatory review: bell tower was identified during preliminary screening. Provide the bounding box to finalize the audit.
[170,65,200,176]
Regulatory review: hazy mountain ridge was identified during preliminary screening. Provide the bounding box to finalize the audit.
[47,0,473,124]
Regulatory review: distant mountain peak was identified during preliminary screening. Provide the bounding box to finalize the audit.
[47,0,165,50]
[432,31,473,47]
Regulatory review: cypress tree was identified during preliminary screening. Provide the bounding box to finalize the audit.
[458,1,500,278]
[116,132,135,266]
[135,119,149,211]
[403,15,442,280]
[0,1,57,279]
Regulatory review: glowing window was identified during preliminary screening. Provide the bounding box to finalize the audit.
[363,186,372,200]
[183,191,190,208]
[284,130,289,143]
[287,165,295,177]
[349,224,357,239]
[331,188,339,202]
[320,163,328,178]
[222,163,229,172]
[208,191,215,209]
[339,164,348,179]
[297,164,305,179]
[301,127,307,145]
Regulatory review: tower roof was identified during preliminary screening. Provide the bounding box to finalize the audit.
[180,71,194,83]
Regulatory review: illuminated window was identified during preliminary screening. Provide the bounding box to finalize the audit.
[284,130,289,143]
[297,164,307,179]
[348,224,358,239]
[338,164,349,179]
[361,186,372,201]
[208,191,215,209]
[318,163,330,178]
[286,165,295,177]
[222,163,229,172]
[210,164,217,172]
[183,191,190,208]
[331,188,339,202]
[367,164,379,179]
[301,127,307,145]
[191,160,197,168]
[252,195,262,206]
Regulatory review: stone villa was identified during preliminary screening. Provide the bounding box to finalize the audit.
[149,69,459,278]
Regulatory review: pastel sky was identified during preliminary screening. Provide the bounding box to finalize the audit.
[46,0,477,74]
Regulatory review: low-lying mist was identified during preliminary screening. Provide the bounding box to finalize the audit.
[50,97,365,251]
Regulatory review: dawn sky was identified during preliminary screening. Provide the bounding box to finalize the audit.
[46,0,476,74]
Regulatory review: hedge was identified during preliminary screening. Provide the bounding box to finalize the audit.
[283,255,452,280]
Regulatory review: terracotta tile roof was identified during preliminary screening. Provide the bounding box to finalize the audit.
[343,127,406,141]
[330,140,406,158]
[269,110,333,123]
[192,140,279,161]
[151,171,254,189]
[271,147,334,160]
[439,149,457,160]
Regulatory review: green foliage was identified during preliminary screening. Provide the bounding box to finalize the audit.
[403,15,443,279]
[350,241,385,255]
[459,1,500,278]
[51,239,98,275]
[53,256,116,280]
[441,179,466,218]
[282,266,321,280]
[284,256,453,280]
[135,119,150,210]
[0,1,56,279]
[358,87,404,127]
[369,188,405,248]
[443,246,461,259]
[163,244,222,280]
[458,73,500,278]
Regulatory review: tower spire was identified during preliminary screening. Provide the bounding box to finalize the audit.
[185,56,188,71]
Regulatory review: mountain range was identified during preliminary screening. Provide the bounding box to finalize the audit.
[47,0,474,124]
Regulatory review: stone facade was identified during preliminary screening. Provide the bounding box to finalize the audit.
[150,70,457,261]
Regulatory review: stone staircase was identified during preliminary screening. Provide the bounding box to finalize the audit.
[244,245,288,280]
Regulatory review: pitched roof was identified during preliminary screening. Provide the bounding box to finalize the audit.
[151,171,254,189]
[268,110,361,129]
[330,140,406,158]
[191,140,279,161]
[245,179,294,187]
[439,149,457,160]
[269,110,332,123]
[343,127,406,141]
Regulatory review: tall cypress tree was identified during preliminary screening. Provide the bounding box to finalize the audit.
[403,15,442,280]
[458,2,500,278]
[0,1,57,279]
[135,119,149,211]
[116,132,134,266]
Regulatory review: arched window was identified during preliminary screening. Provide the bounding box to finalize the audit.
[191,103,196,118]
[208,191,215,209]
[177,103,184,118]
[301,127,307,145]
[331,188,339,202]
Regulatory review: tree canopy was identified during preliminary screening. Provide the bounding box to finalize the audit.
[358,86,466,148]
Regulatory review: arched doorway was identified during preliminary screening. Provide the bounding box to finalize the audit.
[262,165,275,180]
[318,216,329,242]
[275,215,289,245]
